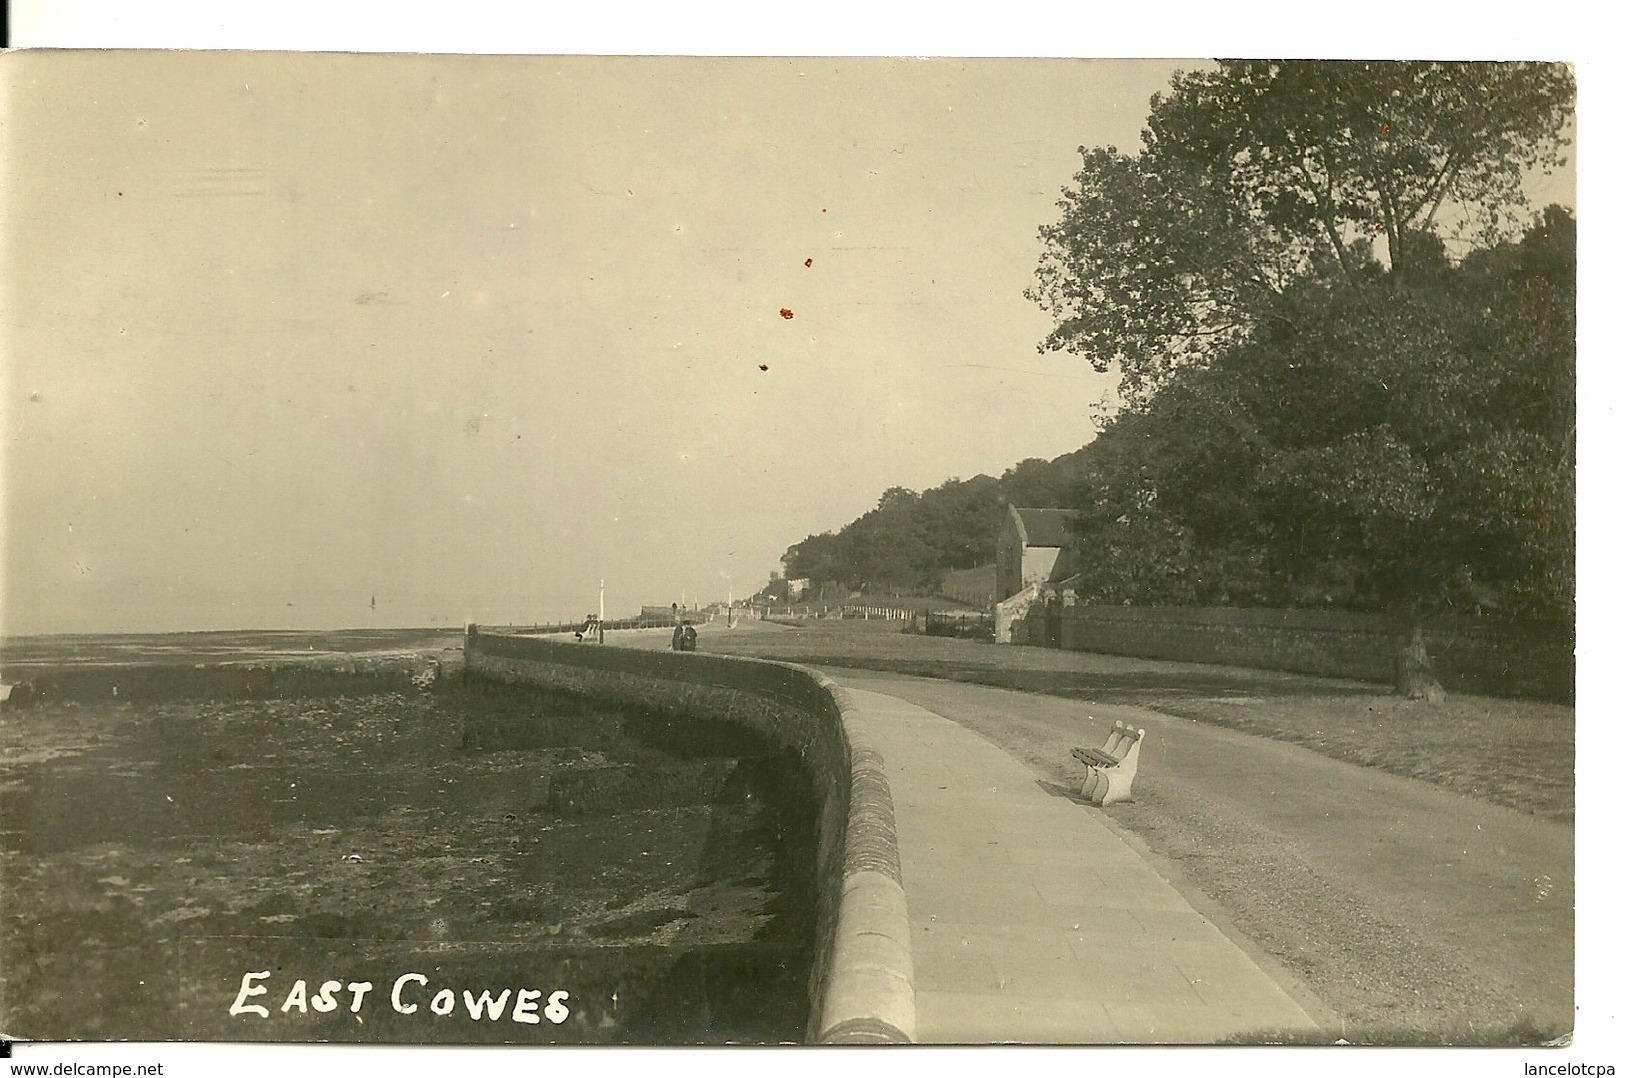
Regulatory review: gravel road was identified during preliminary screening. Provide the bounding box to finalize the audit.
[823,667,1574,1045]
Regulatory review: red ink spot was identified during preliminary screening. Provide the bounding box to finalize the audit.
[1374,221,1385,233]
[804,258,813,268]
[759,364,769,371]
[779,308,794,319]
[1380,123,1391,136]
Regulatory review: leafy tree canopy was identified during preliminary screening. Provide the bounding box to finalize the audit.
[776,457,1095,597]
[1030,61,1574,698]
[1030,60,1574,404]
[1115,209,1575,620]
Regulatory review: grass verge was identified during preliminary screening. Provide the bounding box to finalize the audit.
[703,621,1574,822]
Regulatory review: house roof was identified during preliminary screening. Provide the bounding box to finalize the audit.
[1010,507,1079,548]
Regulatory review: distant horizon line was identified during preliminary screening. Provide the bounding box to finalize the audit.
[0,606,743,640]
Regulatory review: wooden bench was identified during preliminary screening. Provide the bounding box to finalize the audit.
[1071,720,1145,806]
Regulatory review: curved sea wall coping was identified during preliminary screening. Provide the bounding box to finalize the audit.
[463,625,916,1045]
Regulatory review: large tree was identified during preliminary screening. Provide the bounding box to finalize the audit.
[1031,61,1574,405]
[1030,61,1575,699]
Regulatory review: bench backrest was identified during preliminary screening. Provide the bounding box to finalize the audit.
[1116,728,1146,769]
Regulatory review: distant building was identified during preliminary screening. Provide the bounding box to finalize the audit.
[787,578,811,600]
[996,506,1080,602]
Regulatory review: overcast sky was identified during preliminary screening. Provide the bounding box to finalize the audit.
[2,53,1580,634]
[1,53,1214,633]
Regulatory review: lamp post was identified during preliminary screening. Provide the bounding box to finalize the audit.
[598,579,605,643]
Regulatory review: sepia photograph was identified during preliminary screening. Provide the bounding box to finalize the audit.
[0,16,1594,1074]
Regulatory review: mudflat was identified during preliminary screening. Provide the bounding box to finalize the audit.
[0,641,815,1044]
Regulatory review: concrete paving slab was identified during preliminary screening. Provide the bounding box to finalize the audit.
[912,989,1117,1044]
[836,682,1322,1044]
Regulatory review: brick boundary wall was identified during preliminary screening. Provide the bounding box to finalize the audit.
[1016,604,1573,702]
[464,626,916,1045]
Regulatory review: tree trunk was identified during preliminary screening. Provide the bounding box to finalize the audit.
[1384,600,1446,703]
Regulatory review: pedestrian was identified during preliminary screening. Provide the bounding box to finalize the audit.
[680,620,698,652]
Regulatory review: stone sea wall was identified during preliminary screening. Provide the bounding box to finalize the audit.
[463,626,915,1044]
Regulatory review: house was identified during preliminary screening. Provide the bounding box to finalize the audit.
[996,506,1081,601]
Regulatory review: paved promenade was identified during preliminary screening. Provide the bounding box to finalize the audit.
[835,681,1322,1044]
[590,620,1572,1040]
